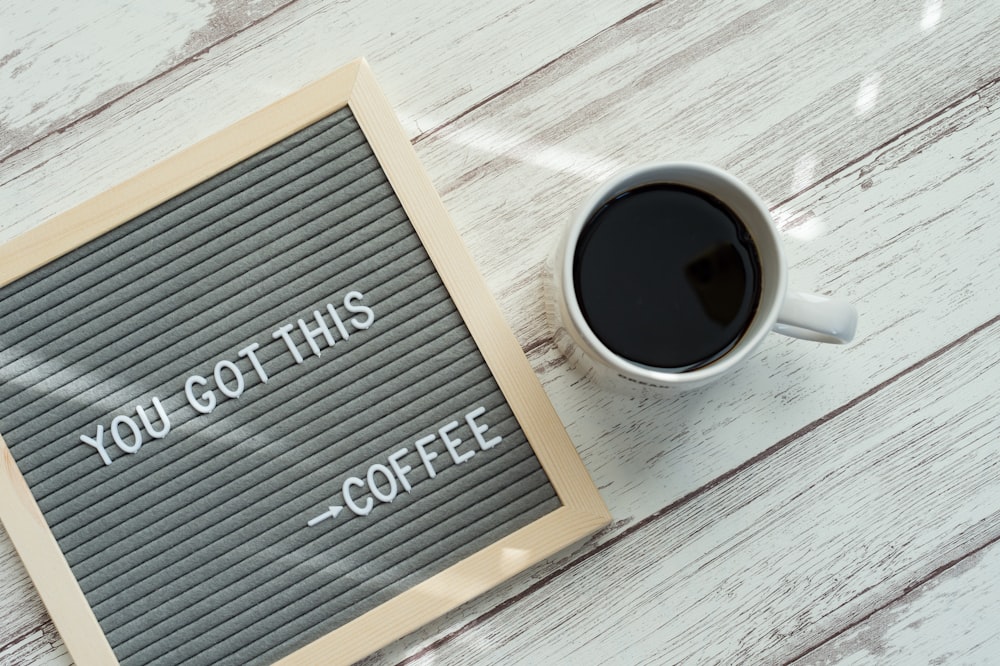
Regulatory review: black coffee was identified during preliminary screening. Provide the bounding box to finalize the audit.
[573,183,761,371]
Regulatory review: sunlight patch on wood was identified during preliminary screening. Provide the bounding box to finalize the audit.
[855,73,882,116]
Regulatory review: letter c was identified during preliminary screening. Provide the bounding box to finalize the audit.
[343,477,373,516]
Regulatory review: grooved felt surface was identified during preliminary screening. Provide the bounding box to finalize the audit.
[0,106,559,665]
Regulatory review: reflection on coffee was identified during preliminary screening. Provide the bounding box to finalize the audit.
[573,183,762,371]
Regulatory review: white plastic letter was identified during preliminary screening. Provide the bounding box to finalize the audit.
[440,420,474,464]
[111,415,143,454]
[343,477,372,516]
[185,375,216,414]
[238,342,269,383]
[414,434,438,479]
[297,310,336,358]
[367,464,398,503]
[136,397,171,439]
[80,425,112,466]
[388,448,413,493]
[272,323,304,364]
[325,303,350,340]
[343,291,374,330]
[214,360,245,399]
[465,406,502,450]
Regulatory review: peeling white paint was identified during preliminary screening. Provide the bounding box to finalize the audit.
[1,0,213,134]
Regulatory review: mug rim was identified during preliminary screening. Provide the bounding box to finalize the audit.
[560,161,788,386]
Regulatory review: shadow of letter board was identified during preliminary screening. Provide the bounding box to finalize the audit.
[0,59,610,666]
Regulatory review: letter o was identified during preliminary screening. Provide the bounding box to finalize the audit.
[111,415,143,454]
[367,464,398,503]
[214,360,245,399]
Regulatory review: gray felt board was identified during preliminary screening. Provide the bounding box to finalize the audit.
[0,106,560,665]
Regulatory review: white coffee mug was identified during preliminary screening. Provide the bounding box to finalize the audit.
[548,162,857,392]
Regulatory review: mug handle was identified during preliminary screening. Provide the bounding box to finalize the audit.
[772,291,857,344]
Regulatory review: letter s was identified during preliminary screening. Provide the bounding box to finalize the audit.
[343,291,374,330]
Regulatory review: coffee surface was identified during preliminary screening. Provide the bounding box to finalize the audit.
[573,183,761,371]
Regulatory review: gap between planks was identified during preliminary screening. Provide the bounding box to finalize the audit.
[3,1,998,662]
[511,72,1000,360]
[783,532,1000,664]
[0,0,668,180]
[768,73,1000,213]
[0,0,303,168]
[395,313,1000,666]
[409,0,665,145]
[384,64,1000,661]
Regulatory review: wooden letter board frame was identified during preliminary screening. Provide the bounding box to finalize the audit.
[0,59,610,665]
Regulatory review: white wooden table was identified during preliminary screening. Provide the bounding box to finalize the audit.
[2,1,999,663]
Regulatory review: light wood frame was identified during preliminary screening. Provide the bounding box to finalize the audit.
[0,58,610,666]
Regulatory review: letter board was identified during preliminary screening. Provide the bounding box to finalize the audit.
[0,59,610,665]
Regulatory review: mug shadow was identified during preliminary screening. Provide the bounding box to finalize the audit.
[527,266,723,502]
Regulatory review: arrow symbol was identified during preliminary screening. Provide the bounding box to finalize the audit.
[307,505,344,527]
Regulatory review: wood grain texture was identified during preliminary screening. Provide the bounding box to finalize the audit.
[378,318,1000,664]
[2,0,999,663]
[419,0,1000,281]
[410,0,1000,549]
[0,437,116,664]
[368,68,1000,663]
[792,540,1000,665]
[0,0,656,244]
[0,534,70,666]
[360,4,1000,658]
[0,0,296,159]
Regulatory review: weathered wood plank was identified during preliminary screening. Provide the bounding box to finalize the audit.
[419,0,1000,285]
[369,72,1000,663]
[0,0,296,157]
[413,0,1000,543]
[0,625,70,666]
[0,520,69,664]
[374,317,1000,664]
[2,0,999,663]
[792,540,1000,665]
[0,0,657,242]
